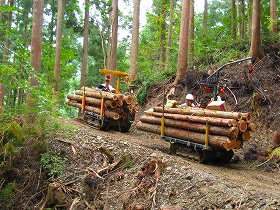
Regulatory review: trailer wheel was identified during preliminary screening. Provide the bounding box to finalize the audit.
[112,123,131,132]
[98,119,109,131]
[222,150,234,163]
[199,150,212,163]
[120,123,131,132]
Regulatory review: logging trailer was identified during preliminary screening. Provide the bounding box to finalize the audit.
[137,57,255,163]
[72,69,135,132]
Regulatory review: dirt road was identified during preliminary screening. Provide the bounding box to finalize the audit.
[56,119,280,210]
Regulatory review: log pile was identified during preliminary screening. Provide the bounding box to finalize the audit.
[66,87,134,120]
[136,106,255,151]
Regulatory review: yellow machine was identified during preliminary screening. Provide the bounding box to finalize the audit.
[99,69,129,94]
[78,69,135,132]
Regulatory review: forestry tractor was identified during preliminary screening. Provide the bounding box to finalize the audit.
[66,69,136,132]
[137,57,255,163]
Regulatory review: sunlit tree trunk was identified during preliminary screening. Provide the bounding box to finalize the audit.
[248,0,252,41]
[159,0,168,70]
[25,0,44,125]
[249,0,265,63]
[203,0,207,33]
[1,0,14,109]
[231,0,236,40]
[0,0,3,21]
[54,0,64,96]
[240,0,246,39]
[108,0,118,86]
[81,0,89,88]
[188,0,194,70]
[270,0,277,35]
[18,1,33,107]
[165,0,174,71]
[0,0,5,109]
[174,0,190,84]
[129,0,140,83]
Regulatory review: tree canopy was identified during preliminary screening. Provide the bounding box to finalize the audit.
[0,0,279,113]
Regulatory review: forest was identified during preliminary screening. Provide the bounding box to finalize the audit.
[0,0,279,209]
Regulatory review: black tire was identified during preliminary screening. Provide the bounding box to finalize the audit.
[170,143,176,154]
[120,124,131,132]
[99,119,109,131]
[199,150,213,164]
[222,150,234,163]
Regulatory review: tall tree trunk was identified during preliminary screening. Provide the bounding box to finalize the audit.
[174,0,190,84]
[159,0,167,70]
[231,0,236,40]
[240,0,246,39]
[165,0,174,71]
[249,0,265,63]
[54,0,64,96]
[188,0,194,70]
[0,0,3,21]
[203,0,207,33]
[1,0,14,109]
[129,0,140,83]
[25,0,44,125]
[0,0,5,109]
[18,1,32,107]
[108,0,118,86]
[247,0,252,42]
[270,0,277,35]
[81,0,90,88]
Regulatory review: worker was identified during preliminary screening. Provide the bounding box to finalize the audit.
[165,94,178,108]
[179,93,196,108]
[98,75,116,93]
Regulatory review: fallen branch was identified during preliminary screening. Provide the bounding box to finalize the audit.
[87,167,105,180]
[256,149,277,168]
[84,199,95,210]
[69,197,79,210]
[96,158,122,176]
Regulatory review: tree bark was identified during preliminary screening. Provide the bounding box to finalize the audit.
[25,0,44,125]
[249,0,265,62]
[231,0,236,40]
[107,0,118,86]
[270,0,277,35]
[75,89,120,101]
[174,0,190,84]
[159,0,168,70]
[188,0,194,70]
[136,122,236,151]
[151,111,237,127]
[240,0,246,39]
[66,100,120,120]
[203,0,207,33]
[140,115,239,138]
[54,0,64,95]
[0,0,14,109]
[153,106,242,121]
[165,0,174,71]
[129,0,140,82]
[67,94,118,108]
[81,0,90,88]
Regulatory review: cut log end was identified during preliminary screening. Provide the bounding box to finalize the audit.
[238,120,248,132]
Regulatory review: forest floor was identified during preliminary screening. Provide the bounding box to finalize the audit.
[1,44,280,210]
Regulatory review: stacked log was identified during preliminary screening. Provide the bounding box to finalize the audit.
[66,87,134,120]
[136,106,255,151]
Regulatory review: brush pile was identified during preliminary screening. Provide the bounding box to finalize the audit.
[136,106,256,151]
